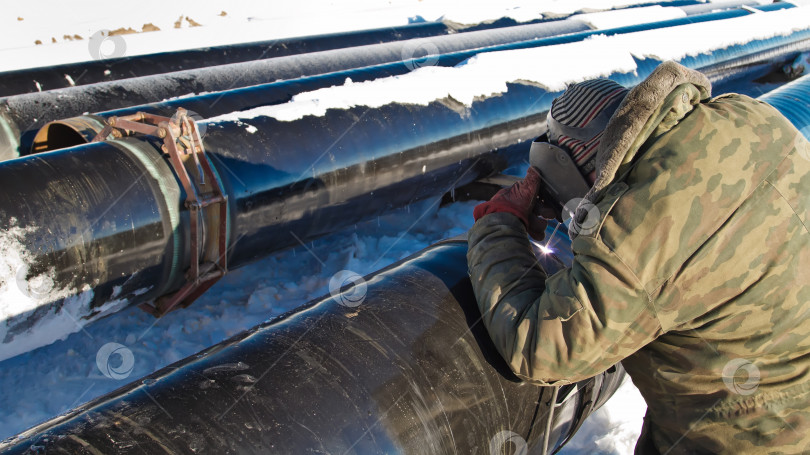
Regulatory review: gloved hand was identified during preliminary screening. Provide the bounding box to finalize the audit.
[473,167,549,240]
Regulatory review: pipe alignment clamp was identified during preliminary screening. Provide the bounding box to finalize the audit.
[92,108,228,317]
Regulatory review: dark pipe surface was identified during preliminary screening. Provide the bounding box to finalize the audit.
[0,238,626,455]
[0,0,728,98]
[24,3,800,159]
[0,18,592,161]
[0,82,550,360]
[0,139,187,361]
[0,143,182,300]
[0,22,455,98]
[1,2,795,160]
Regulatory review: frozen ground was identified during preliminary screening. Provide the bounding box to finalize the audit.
[11,0,777,452]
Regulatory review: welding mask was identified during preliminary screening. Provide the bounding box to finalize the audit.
[530,79,628,217]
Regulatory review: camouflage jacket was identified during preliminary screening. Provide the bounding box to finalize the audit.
[467,61,810,454]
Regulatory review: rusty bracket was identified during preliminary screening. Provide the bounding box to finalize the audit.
[92,109,228,317]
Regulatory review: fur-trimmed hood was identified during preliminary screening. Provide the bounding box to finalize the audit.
[572,62,712,237]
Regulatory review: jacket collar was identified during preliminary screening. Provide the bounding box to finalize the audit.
[584,61,712,204]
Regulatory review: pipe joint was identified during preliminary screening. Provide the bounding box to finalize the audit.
[91,109,230,317]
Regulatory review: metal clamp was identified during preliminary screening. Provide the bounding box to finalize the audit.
[92,108,228,317]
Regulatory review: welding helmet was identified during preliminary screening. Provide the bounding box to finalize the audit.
[530,79,629,209]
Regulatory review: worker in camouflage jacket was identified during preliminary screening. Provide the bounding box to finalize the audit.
[467,61,810,454]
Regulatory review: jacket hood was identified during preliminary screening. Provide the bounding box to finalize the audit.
[581,61,712,212]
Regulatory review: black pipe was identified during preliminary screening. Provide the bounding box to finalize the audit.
[0,18,592,161]
[0,2,795,161]
[0,238,626,455]
[0,0,749,98]
[0,82,548,364]
[0,22,457,98]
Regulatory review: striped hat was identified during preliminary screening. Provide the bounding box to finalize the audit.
[547,79,629,177]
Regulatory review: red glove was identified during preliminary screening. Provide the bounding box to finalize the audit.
[473,167,548,240]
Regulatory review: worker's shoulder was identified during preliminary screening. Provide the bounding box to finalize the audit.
[617,88,802,223]
[593,91,805,291]
[702,91,797,129]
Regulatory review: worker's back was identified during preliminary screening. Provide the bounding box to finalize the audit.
[603,92,810,454]
[466,61,810,455]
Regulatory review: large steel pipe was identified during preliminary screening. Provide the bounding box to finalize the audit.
[0,0,760,98]
[0,2,794,161]
[2,3,810,361]
[0,237,626,455]
[27,2,809,159]
[0,22,456,98]
[0,18,592,161]
[0,85,547,362]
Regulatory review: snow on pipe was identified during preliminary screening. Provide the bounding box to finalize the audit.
[0,236,627,455]
[0,22,457,98]
[23,7,756,156]
[0,3,793,160]
[678,0,767,15]
[5,3,793,161]
[0,18,592,162]
[0,4,809,362]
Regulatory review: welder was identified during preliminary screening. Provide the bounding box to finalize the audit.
[467,60,810,454]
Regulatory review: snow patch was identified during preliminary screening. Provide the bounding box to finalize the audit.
[0,284,148,363]
[207,35,634,124]
[571,6,686,30]
[0,219,73,321]
[208,7,810,125]
[0,286,93,363]
[0,218,151,362]
[560,377,647,455]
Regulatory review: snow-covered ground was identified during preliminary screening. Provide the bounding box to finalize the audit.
[8,0,798,452]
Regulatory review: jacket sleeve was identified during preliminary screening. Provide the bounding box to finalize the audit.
[466,212,662,385]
